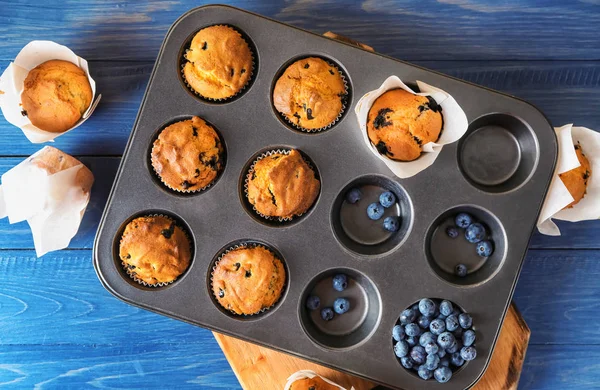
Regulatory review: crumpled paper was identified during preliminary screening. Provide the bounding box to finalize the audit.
[354,76,468,178]
[537,124,600,236]
[0,146,94,256]
[283,370,354,390]
[0,40,101,143]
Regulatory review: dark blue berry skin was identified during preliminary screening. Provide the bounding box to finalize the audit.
[418,365,433,380]
[333,298,350,314]
[332,274,348,292]
[379,191,396,208]
[392,325,405,342]
[446,340,460,354]
[410,346,427,365]
[446,226,459,238]
[460,346,477,361]
[439,300,453,317]
[437,348,447,358]
[383,216,400,232]
[434,366,453,383]
[455,263,468,277]
[411,303,420,312]
[459,313,473,329]
[367,202,384,220]
[440,356,450,367]
[400,309,417,324]
[400,356,413,370]
[453,327,463,339]
[451,352,465,367]
[463,329,476,347]
[437,332,456,350]
[465,222,486,243]
[406,336,418,347]
[445,315,459,332]
[321,307,334,321]
[429,319,446,335]
[417,315,431,329]
[419,332,435,347]
[476,240,493,257]
[345,188,362,204]
[425,353,440,370]
[306,295,320,311]
[455,213,473,228]
[419,298,436,318]
[394,340,409,358]
[405,323,421,337]
[424,341,439,355]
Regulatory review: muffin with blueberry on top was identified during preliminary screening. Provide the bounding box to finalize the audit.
[559,143,591,209]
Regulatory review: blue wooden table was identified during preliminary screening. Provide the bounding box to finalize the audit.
[1,1,599,388]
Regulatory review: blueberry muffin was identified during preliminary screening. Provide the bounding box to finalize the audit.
[21,60,92,133]
[182,25,253,100]
[119,216,191,285]
[559,143,591,209]
[211,246,286,315]
[367,89,443,162]
[246,150,320,219]
[273,57,346,130]
[151,116,224,192]
[289,377,339,390]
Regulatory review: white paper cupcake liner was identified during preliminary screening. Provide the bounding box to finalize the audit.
[283,370,353,390]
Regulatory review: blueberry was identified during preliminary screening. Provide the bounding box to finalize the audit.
[417,315,431,329]
[406,336,418,347]
[445,315,459,332]
[400,356,413,369]
[410,346,426,365]
[440,356,450,367]
[345,188,362,204]
[460,346,477,361]
[392,325,405,342]
[455,264,467,277]
[394,340,409,358]
[379,191,396,208]
[434,366,452,383]
[411,303,420,312]
[453,327,463,339]
[419,298,436,318]
[437,332,456,350]
[405,323,421,337]
[417,365,432,380]
[320,307,334,321]
[465,222,486,243]
[332,274,348,291]
[446,340,460,354]
[436,314,447,321]
[446,226,459,238]
[437,348,447,358]
[459,313,473,329]
[463,329,476,347]
[476,240,493,257]
[333,297,350,314]
[306,295,320,311]
[383,216,400,232]
[419,332,435,347]
[451,352,465,367]
[367,202,384,220]
[424,341,439,355]
[425,353,440,370]
[429,319,446,335]
[400,309,417,325]
[439,300,453,317]
[455,213,473,228]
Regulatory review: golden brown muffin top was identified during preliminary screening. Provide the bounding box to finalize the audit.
[559,144,591,209]
[151,116,224,192]
[21,59,92,133]
[246,150,320,219]
[30,146,94,197]
[183,25,253,99]
[273,57,346,130]
[367,89,443,162]
[212,246,286,315]
[119,216,191,285]
[289,377,339,390]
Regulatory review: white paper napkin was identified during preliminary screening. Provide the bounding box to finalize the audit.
[355,76,469,178]
[284,370,354,390]
[0,40,101,143]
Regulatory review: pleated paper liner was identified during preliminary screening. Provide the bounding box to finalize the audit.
[179,24,256,103]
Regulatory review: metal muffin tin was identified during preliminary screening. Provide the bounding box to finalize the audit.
[94,5,557,389]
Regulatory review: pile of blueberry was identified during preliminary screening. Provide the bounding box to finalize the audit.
[346,188,400,232]
[392,298,477,383]
[306,274,351,321]
[446,212,494,277]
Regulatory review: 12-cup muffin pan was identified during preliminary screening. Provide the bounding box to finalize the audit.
[93,5,557,389]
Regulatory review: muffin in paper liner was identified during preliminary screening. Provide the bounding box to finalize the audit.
[283,370,354,390]
[273,58,349,133]
[210,242,286,316]
[537,124,600,236]
[180,25,255,102]
[354,75,468,178]
[119,213,193,287]
[244,149,320,222]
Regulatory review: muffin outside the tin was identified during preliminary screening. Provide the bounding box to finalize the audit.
[366,88,443,162]
[273,57,346,131]
[119,216,191,285]
[151,116,224,192]
[182,25,253,100]
[211,245,286,315]
[559,143,592,209]
[246,149,320,219]
[288,376,340,390]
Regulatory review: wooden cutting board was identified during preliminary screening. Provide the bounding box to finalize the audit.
[213,303,530,390]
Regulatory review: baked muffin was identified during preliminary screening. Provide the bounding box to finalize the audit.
[559,143,591,209]
[119,216,191,285]
[182,25,253,100]
[151,116,224,192]
[273,57,346,130]
[246,150,320,219]
[289,377,339,390]
[21,60,92,133]
[367,89,443,162]
[211,246,286,315]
